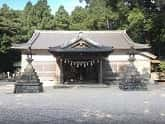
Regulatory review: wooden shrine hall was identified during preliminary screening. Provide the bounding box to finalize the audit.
[13,30,157,86]
[49,36,112,84]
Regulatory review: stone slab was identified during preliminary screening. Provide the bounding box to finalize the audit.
[14,82,43,93]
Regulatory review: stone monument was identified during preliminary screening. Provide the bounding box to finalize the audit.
[14,47,43,93]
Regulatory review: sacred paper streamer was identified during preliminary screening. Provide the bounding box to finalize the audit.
[64,59,66,63]
[77,63,79,68]
[97,59,100,63]
[87,62,89,66]
[84,63,86,68]
[60,58,63,63]
[90,61,92,65]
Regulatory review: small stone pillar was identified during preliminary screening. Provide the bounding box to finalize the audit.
[14,55,43,93]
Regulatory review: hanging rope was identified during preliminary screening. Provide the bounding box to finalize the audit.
[63,59,98,68]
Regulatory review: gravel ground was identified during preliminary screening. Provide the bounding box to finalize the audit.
[0,81,165,124]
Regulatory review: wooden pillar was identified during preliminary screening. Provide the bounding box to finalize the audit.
[99,59,103,84]
[59,58,64,84]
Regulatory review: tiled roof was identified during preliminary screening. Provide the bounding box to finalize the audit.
[12,30,150,50]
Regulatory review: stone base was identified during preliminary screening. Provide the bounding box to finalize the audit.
[119,83,147,90]
[14,82,43,93]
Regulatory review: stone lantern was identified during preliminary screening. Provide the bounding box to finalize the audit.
[119,46,147,90]
[14,47,43,93]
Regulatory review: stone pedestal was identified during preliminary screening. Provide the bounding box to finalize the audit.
[14,58,43,93]
[119,63,147,90]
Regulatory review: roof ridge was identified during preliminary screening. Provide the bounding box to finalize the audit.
[27,32,40,47]
[34,30,125,34]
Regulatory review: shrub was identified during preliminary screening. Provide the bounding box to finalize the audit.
[160,61,165,72]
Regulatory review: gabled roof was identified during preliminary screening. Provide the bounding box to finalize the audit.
[61,36,102,48]
[12,30,150,50]
[49,36,112,53]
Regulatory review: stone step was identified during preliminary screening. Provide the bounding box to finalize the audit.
[54,84,110,89]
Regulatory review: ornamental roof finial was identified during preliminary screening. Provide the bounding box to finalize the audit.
[77,32,83,38]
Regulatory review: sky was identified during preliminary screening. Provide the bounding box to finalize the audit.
[0,0,86,14]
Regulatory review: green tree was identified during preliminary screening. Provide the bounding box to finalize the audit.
[0,4,22,72]
[70,6,88,30]
[33,0,54,29]
[21,0,55,41]
[85,0,110,30]
[55,6,70,30]
[127,8,145,43]
[150,0,165,56]
[0,4,22,52]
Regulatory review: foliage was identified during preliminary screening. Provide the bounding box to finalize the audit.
[160,61,165,72]
[70,6,88,30]
[21,0,55,41]
[55,6,70,30]
[127,8,145,43]
[0,4,22,53]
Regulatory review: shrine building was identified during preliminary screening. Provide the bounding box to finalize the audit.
[13,30,157,85]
